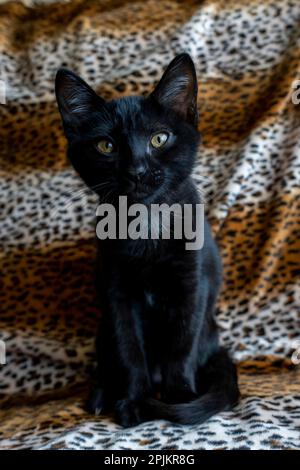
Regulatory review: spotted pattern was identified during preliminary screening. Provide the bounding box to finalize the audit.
[0,0,300,450]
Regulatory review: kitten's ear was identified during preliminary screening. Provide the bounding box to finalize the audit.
[55,68,104,132]
[150,53,198,127]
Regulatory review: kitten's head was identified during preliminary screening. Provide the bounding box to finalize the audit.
[55,53,200,203]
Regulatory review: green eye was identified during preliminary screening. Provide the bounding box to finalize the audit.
[96,139,116,154]
[151,132,169,149]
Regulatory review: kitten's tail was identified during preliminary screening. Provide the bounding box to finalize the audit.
[142,349,239,425]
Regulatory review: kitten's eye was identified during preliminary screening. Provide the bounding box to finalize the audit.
[150,132,169,149]
[96,139,116,154]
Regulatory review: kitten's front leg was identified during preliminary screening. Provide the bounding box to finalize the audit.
[107,287,151,426]
[90,296,150,426]
[161,281,201,404]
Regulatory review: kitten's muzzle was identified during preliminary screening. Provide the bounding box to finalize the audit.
[123,175,147,196]
[123,166,147,192]
[122,168,163,198]
[127,165,147,181]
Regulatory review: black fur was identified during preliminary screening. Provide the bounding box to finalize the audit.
[55,53,239,427]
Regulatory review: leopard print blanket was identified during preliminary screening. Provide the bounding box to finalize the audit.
[1,0,300,450]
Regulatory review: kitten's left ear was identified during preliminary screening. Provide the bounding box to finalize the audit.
[150,53,198,127]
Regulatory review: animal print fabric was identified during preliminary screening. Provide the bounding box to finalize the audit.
[0,0,300,450]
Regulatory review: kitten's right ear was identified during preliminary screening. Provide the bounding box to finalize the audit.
[55,68,104,133]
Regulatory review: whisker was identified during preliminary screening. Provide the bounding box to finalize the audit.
[192,173,212,182]
[50,181,113,219]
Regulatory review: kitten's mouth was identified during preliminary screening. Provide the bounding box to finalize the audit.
[122,179,155,200]
[128,184,152,200]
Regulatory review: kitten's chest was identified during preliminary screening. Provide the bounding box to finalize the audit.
[133,258,175,304]
[116,233,174,261]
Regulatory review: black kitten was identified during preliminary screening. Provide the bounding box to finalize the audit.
[55,54,239,427]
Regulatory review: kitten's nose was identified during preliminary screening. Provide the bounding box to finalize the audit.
[127,164,146,181]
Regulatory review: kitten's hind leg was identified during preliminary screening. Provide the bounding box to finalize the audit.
[141,347,239,425]
[87,387,107,416]
[86,376,118,417]
[196,347,240,408]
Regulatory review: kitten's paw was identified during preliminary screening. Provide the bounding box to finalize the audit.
[86,387,106,416]
[115,399,144,427]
